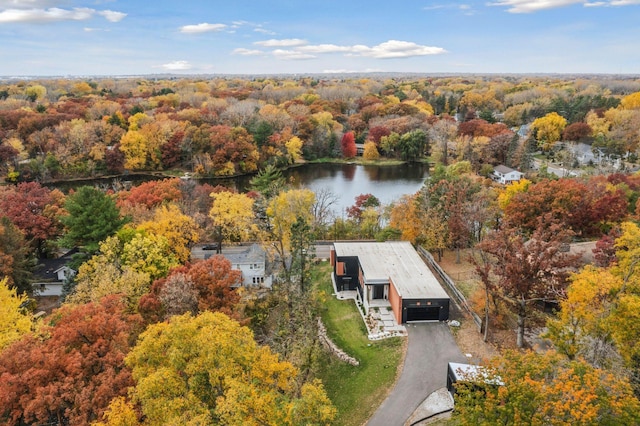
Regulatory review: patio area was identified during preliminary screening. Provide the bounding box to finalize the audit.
[332,276,407,340]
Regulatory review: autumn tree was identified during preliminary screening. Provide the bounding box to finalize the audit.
[187,256,242,314]
[532,111,568,151]
[209,191,256,253]
[137,203,199,264]
[453,350,640,425]
[0,295,143,425]
[477,220,581,348]
[67,231,178,307]
[562,121,592,142]
[346,193,380,222]
[266,189,315,280]
[341,131,357,158]
[546,222,640,390]
[138,255,241,324]
[0,216,33,294]
[124,311,335,425]
[503,177,628,237]
[0,278,34,351]
[0,182,64,256]
[362,141,380,160]
[59,186,127,253]
[118,178,183,210]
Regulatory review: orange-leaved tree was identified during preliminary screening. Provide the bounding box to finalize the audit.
[0,295,143,426]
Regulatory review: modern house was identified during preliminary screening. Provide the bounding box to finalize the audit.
[492,165,524,184]
[220,244,273,289]
[331,241,450,323]
[32,248,78,296]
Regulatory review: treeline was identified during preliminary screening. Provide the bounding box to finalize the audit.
[1,75,640,182]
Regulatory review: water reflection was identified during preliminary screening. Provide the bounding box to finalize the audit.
[45,163,429,214]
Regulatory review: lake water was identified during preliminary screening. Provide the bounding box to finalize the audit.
[282,163,428,215]
[46,162,429,215]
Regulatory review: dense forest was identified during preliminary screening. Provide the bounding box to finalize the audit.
[1,75,639,183]
[2,74,640,425]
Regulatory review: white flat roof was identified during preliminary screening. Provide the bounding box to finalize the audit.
[333,241,449,300]
[448,362,504,385]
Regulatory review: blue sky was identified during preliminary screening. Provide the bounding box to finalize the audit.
[1,0,639,76]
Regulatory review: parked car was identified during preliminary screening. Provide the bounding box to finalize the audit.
[202,243,219,250]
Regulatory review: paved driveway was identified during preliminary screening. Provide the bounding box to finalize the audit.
[366,322,466,426]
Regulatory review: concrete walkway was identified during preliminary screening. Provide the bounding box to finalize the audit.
[366,322,466,426]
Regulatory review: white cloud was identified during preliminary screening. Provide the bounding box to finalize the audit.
[272,49,315,60]
[232,48,263,56]
[0,1,58,7]
[489,0,640,13]
[254,38,307,47]
[282,40,446,59]
[487,1,582,13]
[160,60,192,71]
[0,7,126,23]
[297,44,352,54]
[98,10,126,22]
[180,22,226,34]
[349,40,446,58]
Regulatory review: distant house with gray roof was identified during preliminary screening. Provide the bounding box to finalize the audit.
[221,244,273,288]
[32,248,78,296]
[492,165,524,185]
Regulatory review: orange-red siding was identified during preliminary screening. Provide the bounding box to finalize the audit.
[336,262,345,276]
[388,277,402,324]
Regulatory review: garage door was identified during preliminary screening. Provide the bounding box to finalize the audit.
[406,306,440,322]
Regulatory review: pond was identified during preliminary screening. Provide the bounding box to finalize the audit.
[45,162,429,215]
[280,163,428,215]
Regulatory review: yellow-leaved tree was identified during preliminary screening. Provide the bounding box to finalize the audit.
[546,222,640,380]
[209,191,256,251]
[266,189,315,277]
[114,311,336,426]
[620,91,640,110]
[285,136,303,163]
[137,204,199,264]
[67,231,178,307]
[532,112,567,151]
[0,278,33,351]
[453,350,640,425]
[497,178,531,211]
[362,141,380,160]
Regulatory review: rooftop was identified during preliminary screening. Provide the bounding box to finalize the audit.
[224,243,266,264]
[333,241,449,300]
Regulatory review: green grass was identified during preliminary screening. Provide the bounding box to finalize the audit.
[312,263,404,426]
[308,157,408,166]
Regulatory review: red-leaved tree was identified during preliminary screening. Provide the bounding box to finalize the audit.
[341,131,357,158]
[0,295,143,425]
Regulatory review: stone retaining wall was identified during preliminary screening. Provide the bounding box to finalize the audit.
[318,318,359,366]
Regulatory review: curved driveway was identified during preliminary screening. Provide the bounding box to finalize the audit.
[366,322,466,426]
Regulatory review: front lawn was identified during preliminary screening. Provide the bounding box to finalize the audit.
[312,263,405,426]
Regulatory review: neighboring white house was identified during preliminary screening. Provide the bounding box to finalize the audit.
[32,248,78,296]
[492,165,524,184]
[223,244,273,289]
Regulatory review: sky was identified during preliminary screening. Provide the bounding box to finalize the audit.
[0,0,639,76]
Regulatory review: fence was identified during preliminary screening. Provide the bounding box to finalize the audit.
[417,247,483,332]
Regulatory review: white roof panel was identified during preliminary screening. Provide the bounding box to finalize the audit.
[333,241,449,300]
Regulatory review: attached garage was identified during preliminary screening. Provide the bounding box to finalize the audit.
[403,299,449,322]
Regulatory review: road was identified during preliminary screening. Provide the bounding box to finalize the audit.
[366,322,466,426]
